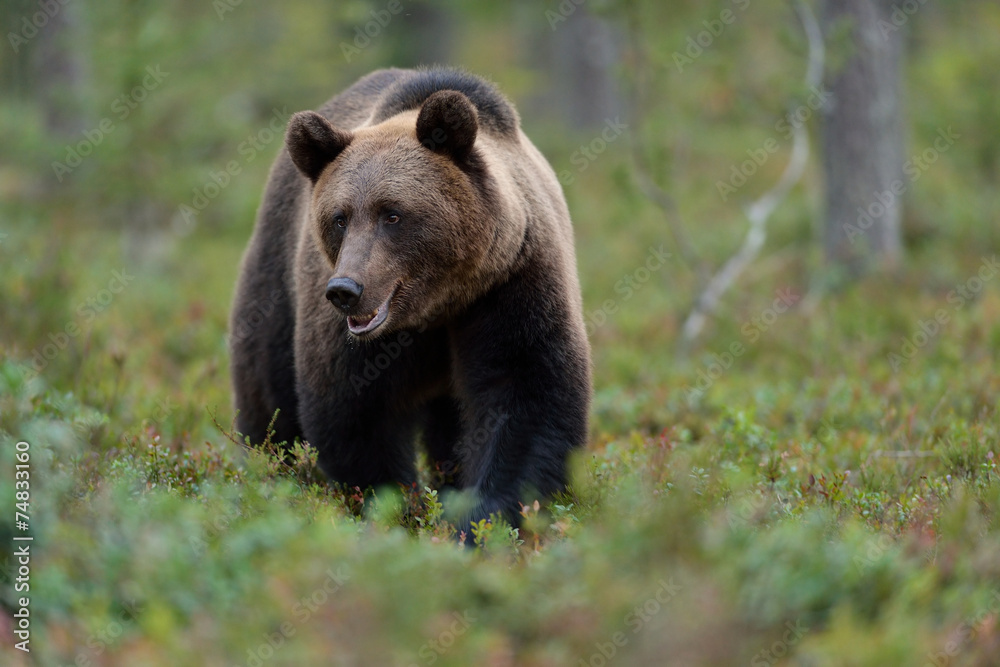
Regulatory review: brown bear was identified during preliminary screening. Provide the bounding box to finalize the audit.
[229,67,591,529]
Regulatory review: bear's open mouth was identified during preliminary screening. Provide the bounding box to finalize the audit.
[346,287,396,335]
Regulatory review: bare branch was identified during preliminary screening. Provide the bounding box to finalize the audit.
[680,0,825,345]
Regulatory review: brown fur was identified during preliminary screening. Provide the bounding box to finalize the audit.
[230,68,591,529]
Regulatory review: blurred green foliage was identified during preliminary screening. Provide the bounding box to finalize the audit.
[1,1,999,665]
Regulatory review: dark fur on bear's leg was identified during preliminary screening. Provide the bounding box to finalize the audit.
[423,396,464,489]
[293,325,452,491]
[449,263,590,531]
[229,67,591,538]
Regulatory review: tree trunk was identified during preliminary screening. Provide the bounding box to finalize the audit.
[521,6,623,131]
[31,1,88,137]
[549,8,623,130]
[820,0,905,273]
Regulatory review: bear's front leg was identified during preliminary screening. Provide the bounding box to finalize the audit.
[294,325,449,492]
[297,377,421,491]
[449,271,591,530]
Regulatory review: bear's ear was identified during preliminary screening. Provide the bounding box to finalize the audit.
[286,111,353,183]
[416,90,478,162]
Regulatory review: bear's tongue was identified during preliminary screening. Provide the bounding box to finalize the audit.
[346,295,391,335]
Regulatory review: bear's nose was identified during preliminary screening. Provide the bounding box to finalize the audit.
[326,277,363,312]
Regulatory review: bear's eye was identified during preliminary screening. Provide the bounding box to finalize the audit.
[332,215,347,229]
[385,213,400,225]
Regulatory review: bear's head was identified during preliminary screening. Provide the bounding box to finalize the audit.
[286,91,509,338]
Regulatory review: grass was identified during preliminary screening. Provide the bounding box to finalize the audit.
[1,150,999,665]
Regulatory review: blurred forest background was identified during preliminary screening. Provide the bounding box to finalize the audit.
[1,0,999,665]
